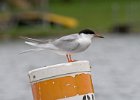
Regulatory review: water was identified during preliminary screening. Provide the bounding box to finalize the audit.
[0,34,140,100]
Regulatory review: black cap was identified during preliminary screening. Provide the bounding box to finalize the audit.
[79,29,95,34]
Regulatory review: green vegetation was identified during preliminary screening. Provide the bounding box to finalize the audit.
[0,0,140,38]
[50,0,140,32]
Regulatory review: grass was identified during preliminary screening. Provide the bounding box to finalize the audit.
[0,0,140,38]
[50,1,140,32]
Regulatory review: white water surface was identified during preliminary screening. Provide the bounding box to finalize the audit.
[0,34,140,100]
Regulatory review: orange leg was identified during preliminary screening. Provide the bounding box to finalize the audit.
[66,54,76,62]
[66,54,70,62]
[69,54,74,62]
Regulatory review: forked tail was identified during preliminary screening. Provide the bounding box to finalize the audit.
[19,48,44,54]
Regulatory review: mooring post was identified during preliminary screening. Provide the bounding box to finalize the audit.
[28,61,95,100]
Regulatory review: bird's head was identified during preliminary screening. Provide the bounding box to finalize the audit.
[79,29,104,39]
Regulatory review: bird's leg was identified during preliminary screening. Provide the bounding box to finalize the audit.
[69,54,73,62]
[69,54,77,62]
[66,54,77,62]
[66,54,70,62]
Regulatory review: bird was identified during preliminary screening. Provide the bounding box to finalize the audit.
[20,29,104,62]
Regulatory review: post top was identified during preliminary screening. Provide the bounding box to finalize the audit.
[28,60,91,83]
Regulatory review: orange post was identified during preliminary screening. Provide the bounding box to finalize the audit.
[28,61,95,100]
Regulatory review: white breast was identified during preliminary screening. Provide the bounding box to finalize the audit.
[74,35,92,53]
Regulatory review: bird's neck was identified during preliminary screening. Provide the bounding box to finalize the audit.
[80,34,93,40]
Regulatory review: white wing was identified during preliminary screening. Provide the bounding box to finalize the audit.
[53,34,80,52]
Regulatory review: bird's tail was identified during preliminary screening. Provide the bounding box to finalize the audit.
[25,41,39,47]
[20,36,51,48]
[19,48,44,54]
[19,36,50,54]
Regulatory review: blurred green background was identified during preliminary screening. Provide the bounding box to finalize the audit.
[1,1,140,100]
[0,0,140,38]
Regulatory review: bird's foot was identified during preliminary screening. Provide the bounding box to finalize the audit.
[68,59,78,62]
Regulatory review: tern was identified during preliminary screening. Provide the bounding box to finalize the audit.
[21,29,104,62]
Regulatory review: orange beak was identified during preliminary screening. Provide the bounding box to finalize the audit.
[95,33,104,38]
